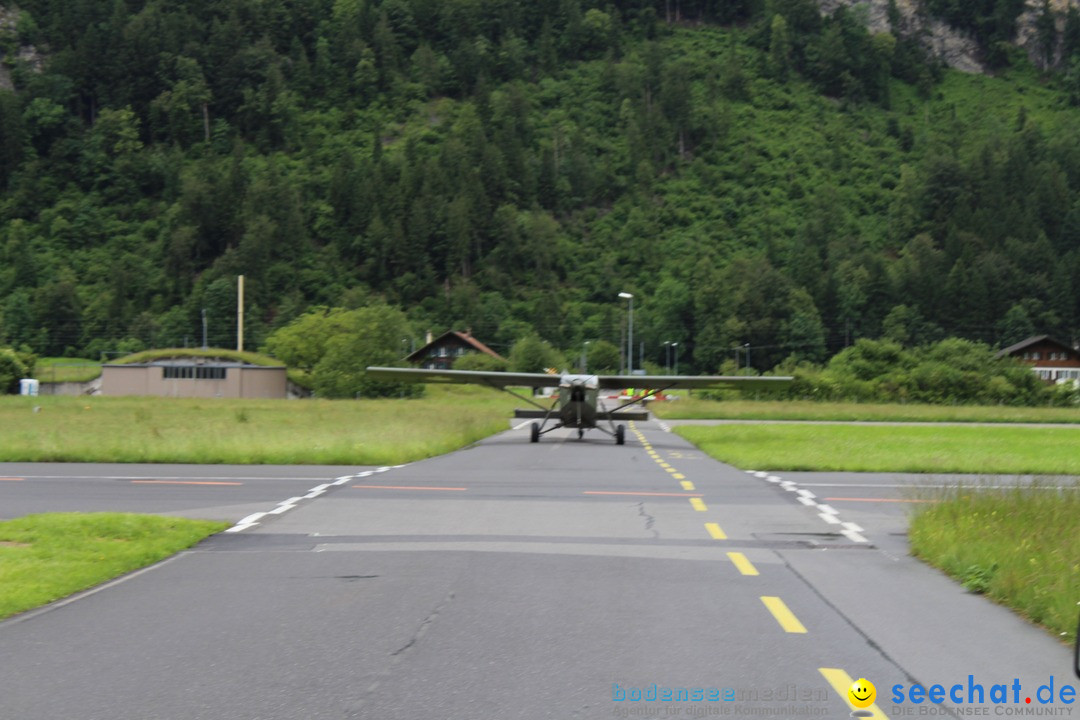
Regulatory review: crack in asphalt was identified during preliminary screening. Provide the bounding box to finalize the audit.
[636,501,659,539]
[347,590,458,718]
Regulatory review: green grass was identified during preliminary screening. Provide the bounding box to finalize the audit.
[909,485,1080,642]
[34,357,103,383]
[0,513,227,620]
[0,385,521,464]
[675,423,1080,474]
[112,348,283,366]
[653,397,1080,424]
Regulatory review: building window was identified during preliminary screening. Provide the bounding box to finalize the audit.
[163,366,226,380]
[1033,352,1041,360]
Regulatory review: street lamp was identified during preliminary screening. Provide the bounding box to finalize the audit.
[619,292,634,375]
[582,340,591,373]
[744,343,751,372]
[672,342,678,375]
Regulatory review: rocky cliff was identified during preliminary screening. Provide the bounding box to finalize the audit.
[819,0,1080,74]
[0,4,44,92]
[817,0,984,73]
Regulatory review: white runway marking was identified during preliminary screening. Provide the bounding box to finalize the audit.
[224,468,399,532]
[752,472,872,543]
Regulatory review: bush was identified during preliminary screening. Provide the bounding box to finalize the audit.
[0,348,32,394]
[265,303,423,399]
[453,353,509,372]
[776,338,1055,406]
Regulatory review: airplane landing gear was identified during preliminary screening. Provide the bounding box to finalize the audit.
[530,422,540,443]
[615,425,625,445]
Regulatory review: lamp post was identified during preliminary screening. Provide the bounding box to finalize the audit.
[672,342,678,375]
[744,343,751,372]
[619,292,634,375]
[582,340,590,373]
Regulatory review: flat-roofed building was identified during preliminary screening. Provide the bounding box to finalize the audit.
[101,358,287,398]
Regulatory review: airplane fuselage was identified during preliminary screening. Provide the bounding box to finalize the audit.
[556,374,601,429]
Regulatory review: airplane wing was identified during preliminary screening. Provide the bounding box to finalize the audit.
[365,366,563,388]
[367,366,792,391]
[595,374,793,391]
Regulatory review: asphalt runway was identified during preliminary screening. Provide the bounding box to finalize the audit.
[0,419,1075,719]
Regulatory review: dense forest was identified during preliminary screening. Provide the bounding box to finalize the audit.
[3,0,1080,376]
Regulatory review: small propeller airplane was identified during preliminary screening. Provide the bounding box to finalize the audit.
[364,366,793,445]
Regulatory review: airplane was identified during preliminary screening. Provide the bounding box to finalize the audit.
[364,366,793,445]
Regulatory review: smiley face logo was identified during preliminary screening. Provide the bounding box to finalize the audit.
[848,678,876,709]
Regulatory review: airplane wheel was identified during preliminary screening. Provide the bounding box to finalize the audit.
[530,422,540,443]
[615,425,625,446]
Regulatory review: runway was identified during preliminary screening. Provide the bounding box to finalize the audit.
[0,419,1074,719]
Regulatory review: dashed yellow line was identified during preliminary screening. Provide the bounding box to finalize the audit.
[658,462,671,469]
[761,596,807,633]
[819,668,888,718]
[690,498,708,512]
[672,473,685,480]
[680,480,695,491]
[705,522,726,539]
[727,552,758,576]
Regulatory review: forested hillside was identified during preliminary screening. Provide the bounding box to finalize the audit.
[3,0,1080,374]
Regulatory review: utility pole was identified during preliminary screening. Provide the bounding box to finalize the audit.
[236,275,245,352]
[202,308,208,350]
[619,292,634,375]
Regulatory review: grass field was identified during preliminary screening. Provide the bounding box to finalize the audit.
[0,386,521,465]
[0,513,227,620]
[675,423,1080,474]
[33,357,103,383]
[652,397,1080,424]
[909,485,1080,642]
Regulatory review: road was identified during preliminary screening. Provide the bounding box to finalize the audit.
[0,419,1075,719]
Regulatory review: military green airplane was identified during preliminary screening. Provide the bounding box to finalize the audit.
[364,366,793,445]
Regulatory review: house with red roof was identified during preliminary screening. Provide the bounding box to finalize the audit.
[996,335,1080,384]
[405,330,506,370]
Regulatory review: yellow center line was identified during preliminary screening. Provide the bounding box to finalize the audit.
[819,668,888,719]
[761,596,807,633]
[672,473,685,480]
[727,552,758,576]
[658,461,670,468]
[665,468,678,474]
[690,498,708,512]
[680,480,695,491]
[705,522,726,539]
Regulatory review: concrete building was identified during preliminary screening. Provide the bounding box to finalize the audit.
[101,358,287,398]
